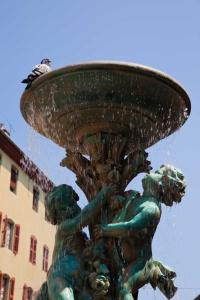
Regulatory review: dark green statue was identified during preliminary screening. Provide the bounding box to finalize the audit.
[37,184,113,300]
[36,165,185,300]
[94,164,185,299]
[20,61,190,300]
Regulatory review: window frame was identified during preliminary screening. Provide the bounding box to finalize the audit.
[13,224,20,255]
[1,215,7,247]
[1,218,14,251]
[10,165,18,193]
[32,186,40,212]
[42,245,49,272]
[22,284,33,300]
[1,273,10,300]
[8,277,15,300]
[29,235,37,264]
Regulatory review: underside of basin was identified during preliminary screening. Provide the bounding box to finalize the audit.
[20,61,190,154]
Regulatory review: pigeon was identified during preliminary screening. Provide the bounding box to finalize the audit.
[0,123,10,136]
[21,58,51,89]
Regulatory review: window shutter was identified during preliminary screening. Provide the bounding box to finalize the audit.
[42,246,49,271]
[22,284,27,300]
[13,224,20,254]
[1,216,7,247]
[0,212,2,243]
[45,252,49,272]
[29,237,33,262]
[9,277,15,300]
[29,236,37,264]
[33,239,37,264]
[0,212,2,230]
[0,272,3,296]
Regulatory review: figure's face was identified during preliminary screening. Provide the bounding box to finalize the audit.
[45,184,80,224]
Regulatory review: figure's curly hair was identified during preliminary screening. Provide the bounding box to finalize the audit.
[142,164,185,202]
[157,164,185,194]
[45,184,79,225]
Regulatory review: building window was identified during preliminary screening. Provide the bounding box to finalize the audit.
[1,274,10,300]
[32,187,39,212]
[4,220,14,250]
[0,274,14,300]
[42,245,49,272]
[22,285,33,300]
[29,236,37,264]
[10,166,18,193]
[1,216,20,255]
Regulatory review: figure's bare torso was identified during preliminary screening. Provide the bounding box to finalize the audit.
[112,196,161,263]
[52,231,86,263]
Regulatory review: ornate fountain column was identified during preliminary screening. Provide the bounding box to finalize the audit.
[20,62,190,299]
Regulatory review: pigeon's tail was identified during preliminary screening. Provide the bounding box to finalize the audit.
[21,78,29,84]
[21,74,37,84]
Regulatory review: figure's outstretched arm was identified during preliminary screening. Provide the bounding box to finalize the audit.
[101,207,160,238]
[59,187,113,234]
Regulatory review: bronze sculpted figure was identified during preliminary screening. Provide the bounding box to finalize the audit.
[94,164,185,299]
[38,184,113,300]
[37,165,185,300]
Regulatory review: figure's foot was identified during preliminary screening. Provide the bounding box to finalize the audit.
[157,275,177,299]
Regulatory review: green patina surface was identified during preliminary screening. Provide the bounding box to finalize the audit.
[20,62,190,300]
[36,165,185,300]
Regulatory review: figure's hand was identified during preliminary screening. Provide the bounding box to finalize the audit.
[102,185,114,196]
[102,184,118,199]
[93,224,104,240]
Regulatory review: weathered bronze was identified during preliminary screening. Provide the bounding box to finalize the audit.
[20,62,190,299]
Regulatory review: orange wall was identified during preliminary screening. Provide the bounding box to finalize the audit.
[0,149,56,299]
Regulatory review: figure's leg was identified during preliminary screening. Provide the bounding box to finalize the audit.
[149,260,177,298]
[153,260,176,279]
[118,259,150,300]
[48,277,75,300]
[157,275,177,299]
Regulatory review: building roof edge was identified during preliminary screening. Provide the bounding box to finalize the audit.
[0,130,53,193]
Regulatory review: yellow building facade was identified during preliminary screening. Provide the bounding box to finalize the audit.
[0,130,56,300]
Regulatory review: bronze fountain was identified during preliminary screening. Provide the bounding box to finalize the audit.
[20,62,190,300]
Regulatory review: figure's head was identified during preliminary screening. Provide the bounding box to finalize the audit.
[142,164,185,206]
[41,58,51,65]
[45,184,80,225]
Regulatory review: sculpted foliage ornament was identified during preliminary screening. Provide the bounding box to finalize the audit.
[20,62,190,299]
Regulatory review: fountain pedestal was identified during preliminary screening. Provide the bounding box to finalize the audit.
[20,62,190,299]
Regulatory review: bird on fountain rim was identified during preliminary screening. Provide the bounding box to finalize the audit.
[21,58,51,89]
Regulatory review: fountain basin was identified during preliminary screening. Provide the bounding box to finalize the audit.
[20,61,190,154]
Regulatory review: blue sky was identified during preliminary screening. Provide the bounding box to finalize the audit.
[0,1,200,299]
